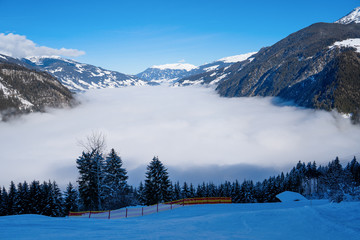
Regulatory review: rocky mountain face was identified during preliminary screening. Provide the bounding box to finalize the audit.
[206,22,360,122]
[22,56,148,92]
[0,54,75,120]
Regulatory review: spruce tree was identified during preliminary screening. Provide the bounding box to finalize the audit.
[29,181,42,214]
[144,156,171,205]
[325,157,345,203]
[17,182,30,214]
[64,182,79,214]
[103,148,129,209]
[173,181,182,200]
[77,150,105,210]
[136,181,146,205]
[52,181,64,217]
[7,181,18,215]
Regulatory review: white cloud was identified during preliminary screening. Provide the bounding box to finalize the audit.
[0,86,359,188]
[0,33,85,58]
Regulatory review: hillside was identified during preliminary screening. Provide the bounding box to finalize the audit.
[0,201,359,239]
[213,23,360,122]
[0,55,74,119]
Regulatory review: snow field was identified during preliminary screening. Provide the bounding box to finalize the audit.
[0,201,359,240]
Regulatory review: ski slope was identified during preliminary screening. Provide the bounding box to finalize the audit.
[0,201,359,239]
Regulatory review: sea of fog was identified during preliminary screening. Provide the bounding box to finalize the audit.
[0,86,359,188]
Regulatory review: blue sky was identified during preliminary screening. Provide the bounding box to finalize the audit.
[0,0,359,74]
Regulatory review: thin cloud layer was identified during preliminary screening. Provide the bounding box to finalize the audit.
[0,33,85,58]
[0,86,359,188]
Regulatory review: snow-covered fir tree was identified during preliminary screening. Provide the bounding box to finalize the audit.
[144,156,171,205]
[76,150,105,211]
[103,148,129,209]
[325,157,346,203]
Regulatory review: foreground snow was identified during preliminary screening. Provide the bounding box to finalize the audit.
[0,201,359,239]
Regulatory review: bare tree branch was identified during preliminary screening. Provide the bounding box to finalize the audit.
[78,130,107,154]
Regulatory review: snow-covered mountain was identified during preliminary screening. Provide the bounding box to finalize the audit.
[22,56,148,92]
[137,52,256,84]
[174,52,256,87]
[335,7,360,24]
[136,63,197,84]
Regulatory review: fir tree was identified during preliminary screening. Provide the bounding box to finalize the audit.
[325,157,345,203]
[29,181,42,214]
[7,181,18,215]
[136,181,146,205]
[17,182,30,214]
[173,181,182,200]
[103,148,129,209]
[64,182,79,214]
[144,156,171,205]
[77,150,105,210]
[1,187,9,216]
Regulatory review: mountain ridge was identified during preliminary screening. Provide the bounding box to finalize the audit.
[22,56,149,92]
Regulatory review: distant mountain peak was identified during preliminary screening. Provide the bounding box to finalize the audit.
[336,7,360,24]
[217,52,257,63]
[150,63,197,71]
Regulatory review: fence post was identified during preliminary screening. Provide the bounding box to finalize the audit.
[171,202,173,210]
[142,207,144,216]
[89,211,91,219]
[157,203,159,213]
[108,210,111,220]
[126,208,128,218]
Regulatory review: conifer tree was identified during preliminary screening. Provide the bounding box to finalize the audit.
[7,181,18,215]
[173,181,182,200]
[0,187,4,216]
[17,182,30,214]
[29,181,42,214]
[52,181,64,217]
[103,148,129,209]
[64,182,79,214]
[136,181,146,205]
[144,156,171,205]
[325,157,346,203]
[77,150,105,210]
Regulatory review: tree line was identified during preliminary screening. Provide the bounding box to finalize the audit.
[0,150,359,217]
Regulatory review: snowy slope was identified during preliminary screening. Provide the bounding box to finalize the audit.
[175,52,257,87]
[218,52,257,63]
[336,7,360,24]
[330,38,360,52]
[1,201,359,240]
[22,56,148,92]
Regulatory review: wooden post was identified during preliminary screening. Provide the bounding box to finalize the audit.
[142,207,144,216]
[126,208,128,218]
[157,203,159,213]
[108,210,111,220]
[89,211,91,219]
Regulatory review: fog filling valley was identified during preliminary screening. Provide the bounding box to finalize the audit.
[1,86,360,188]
